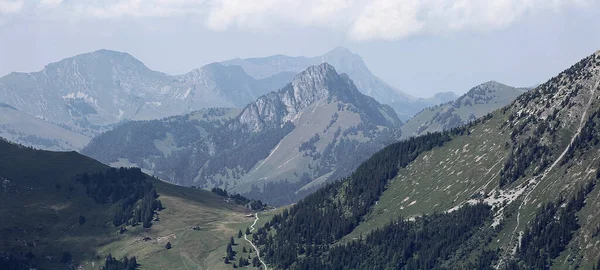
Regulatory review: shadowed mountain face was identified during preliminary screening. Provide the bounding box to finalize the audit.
[0,50,294,150]
[83,63,402,206]
[0,136,249,269]
[222,47,455,120]
[401,81,528,139]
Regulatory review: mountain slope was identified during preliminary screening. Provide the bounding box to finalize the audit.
[83,63,402,206]
[0,103,90,150]
[401,81,527,139]
[0,137,254,270]
[0,50,292,148]
[243,50,600,269]
[222,47,452,120]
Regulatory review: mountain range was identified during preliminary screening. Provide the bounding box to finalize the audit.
[0,47,453,152]
[83,63,402,206]
[401,81,529,139]
[222,46,458,120]
[0,49,292,142]
[6,46,596,270]
[243,50,600,269]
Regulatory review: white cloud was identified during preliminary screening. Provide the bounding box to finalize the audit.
[205,0,352,31]
[40,0,63,7]
[349,0,590,40]
[1,0,591,40]
[0,0,24,14]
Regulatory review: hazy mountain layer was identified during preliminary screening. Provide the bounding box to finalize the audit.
[401,81,527,139]
[222,47,457,120]
[83,63,402,206]
[0,50,292,143]
[0,103,90,150]
[244,50,600,269]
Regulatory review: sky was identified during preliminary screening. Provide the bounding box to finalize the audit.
[0,0,599,97]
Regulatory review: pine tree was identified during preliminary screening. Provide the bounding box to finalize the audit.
[230,236,235,245]
[226,243,234,260]
[128,256,137,270]
[224,257,230,264]
[238,230,243,238]
[246,227,251,235]
[165,242,172,250]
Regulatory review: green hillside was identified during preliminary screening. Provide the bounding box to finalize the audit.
[242,51,600,269]
[0,138,256,270]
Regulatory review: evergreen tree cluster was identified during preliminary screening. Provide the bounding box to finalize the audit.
[76,167,163,228]
[298,133,320,152]
[563,106,600,164]
[0,253,31,270]
[211,187,266,210]
[101,254,138,270]
[499,136,551,187]
[517,180,596,269]
[309,204,492,269]
[253,130,461,268]
[238,115,494,268]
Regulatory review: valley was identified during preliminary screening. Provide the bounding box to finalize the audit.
[3,2,598,270]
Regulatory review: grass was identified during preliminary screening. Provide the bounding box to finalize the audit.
[343,112,510,241]
[0,140,265,270]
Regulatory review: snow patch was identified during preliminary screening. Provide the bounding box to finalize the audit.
[62,91,95,104]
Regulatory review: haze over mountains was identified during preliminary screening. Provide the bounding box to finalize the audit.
[0,46,529,206]
[222,47,458,120]
[83,63,402,205]
[0,50,293,145]
[0,47,456,152]
[3,42,600,270]
[247,50,600,269]
[401,81,529,139]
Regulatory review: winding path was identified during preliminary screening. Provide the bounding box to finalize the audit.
[244,213,268,270]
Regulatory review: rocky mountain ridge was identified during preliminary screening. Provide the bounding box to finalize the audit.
[222,47,456,120]
[83,63,402,205]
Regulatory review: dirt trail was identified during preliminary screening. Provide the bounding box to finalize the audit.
[244,213,268,270]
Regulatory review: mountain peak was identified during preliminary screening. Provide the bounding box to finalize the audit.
[295,62,338,79]
[325,46,355,57]
[42,49,149,73]
[467,81,512,94]
[289,62,353,102]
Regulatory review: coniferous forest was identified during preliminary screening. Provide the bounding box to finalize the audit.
[76,167,164,228]
[247,121,490,269]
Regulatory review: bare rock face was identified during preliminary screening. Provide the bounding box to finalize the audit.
[221,47,452,121]
[83,63,402,206]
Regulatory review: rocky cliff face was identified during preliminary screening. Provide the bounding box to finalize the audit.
[234,63,399,132]
[83,63,402,205]
[222,47,448,120]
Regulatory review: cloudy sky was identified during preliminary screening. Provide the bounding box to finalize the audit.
[0,0,599,97]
